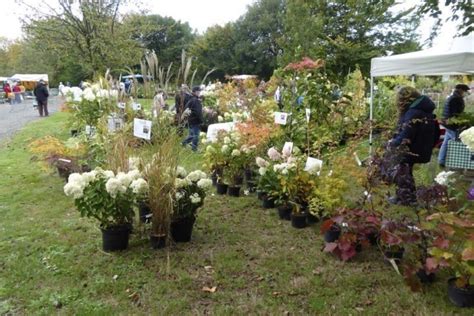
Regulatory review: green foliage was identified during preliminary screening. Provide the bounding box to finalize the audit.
[279,0,420,78]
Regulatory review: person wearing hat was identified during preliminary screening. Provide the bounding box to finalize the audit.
[33,79,50,117]
[438,83,471,167]
[181,86,203,151]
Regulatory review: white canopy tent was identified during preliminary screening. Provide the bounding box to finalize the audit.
[368,35,474,153]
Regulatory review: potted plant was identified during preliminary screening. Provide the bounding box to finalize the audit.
[173,168,212,242]
[64,168,148,251]
[225,148,247,197]
[426,212,474,307]
[321,208,382,261]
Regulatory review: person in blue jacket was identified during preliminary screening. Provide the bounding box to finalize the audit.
[388,86,440,205]
[438,83,470,167]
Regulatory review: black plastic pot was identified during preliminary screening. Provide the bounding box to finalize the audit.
[150,234,167,249]
[57,165,71,180]
[171,216,196,242]
[216,183,228,195]
[384,248,405,262]
[416,269,436,283]
[262,195,275,209]
[228,186,241,197]
[246,180,256,192]
[306,213,319,224]
[367,232,379,246]
[101,224,131,251]
[277,204,292,220]
[448,277,474,307]
[234,175,244,186]
[291,212,308,229]
[70,129,79,137]
[324,225,341,242]
[244,169,254,182]
[138,202,151,223]
[211,174,218,186]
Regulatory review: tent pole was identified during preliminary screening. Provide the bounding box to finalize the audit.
[369,76,374,156]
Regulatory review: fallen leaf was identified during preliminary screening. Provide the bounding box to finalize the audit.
[364,299,373,306]
[312,267,324,275]
[202,286,217,293]
[256,276,265,281]
[355,307,364,312]
[113,274,119,280]
[272,291,281,296]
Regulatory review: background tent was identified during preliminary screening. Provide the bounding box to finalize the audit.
[10,74,49,90]
[368,35,474,153]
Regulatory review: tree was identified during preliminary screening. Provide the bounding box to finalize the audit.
[21,0,142,80]
[279,0,421,79]
[127,15,196,68]
[418,0,473,37]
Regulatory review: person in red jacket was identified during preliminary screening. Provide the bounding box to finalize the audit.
[3,83,12,104]
[12,82,22,104]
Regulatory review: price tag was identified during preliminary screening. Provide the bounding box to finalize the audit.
[274,112,288,125]
[133,118,152,140]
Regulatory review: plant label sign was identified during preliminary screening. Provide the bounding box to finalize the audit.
[207,122,235,142]
[304,157,323,175]
[132,103,142,111]
[305,108,311,123]
[117,102,126,109]
[274,112,288,125]
[133,118,152,140]
[85,125,96,136]
[107,115,124,133]
[283,142,293,156]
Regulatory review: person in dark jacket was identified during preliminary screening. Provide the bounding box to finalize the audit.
[388,86,439,205]
[438,83,470,167]
[181,86,203,151]
[175,84,192,124]
[33,79,50,117]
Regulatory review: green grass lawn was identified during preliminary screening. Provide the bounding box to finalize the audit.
[0,113,471,315]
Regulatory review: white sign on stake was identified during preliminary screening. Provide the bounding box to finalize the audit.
[108,115,124,132]
[304,157,323,175]
[133,118,152,140]
[117,102,126,109]
[305,108,311,123]
[85,125,96,136]
[353,152,362,166]
[132,103,142,111]
[274,112,288,125]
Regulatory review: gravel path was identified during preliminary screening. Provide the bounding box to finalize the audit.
[0,96,62,142]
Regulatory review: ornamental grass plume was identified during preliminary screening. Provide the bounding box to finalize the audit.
[144,130,181,239]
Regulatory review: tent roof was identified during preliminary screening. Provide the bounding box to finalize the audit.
[371,35,474,77]
[10,74,49,82]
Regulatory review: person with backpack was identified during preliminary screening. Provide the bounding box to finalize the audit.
[181,86,203,151]
[33,79,50,117]
[438,83,471,167]
[387,86,440,205]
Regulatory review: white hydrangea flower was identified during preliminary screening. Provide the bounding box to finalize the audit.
[459,127,474,151]
[231,149,241,157]
[82,88,96,102]
[130,178,148,195]
[197,178,213,190]
[190,193,201,204]
[200,132,207,138]
[256,157,269,168]
[175,191,184,200]
[223,137,231,144]
[116,172,133,187]
[105,178,126,198]
[187,170,207,182]
[218,115,224,122]
[259,167,267,176]
[206,145,215,153]
[63,182,84,199]
[81,171,96,185]
[177,166,187,178]
[434,171,456,186]
[103,170,115,179]
[175,177,191,189]
[221,145,230,154]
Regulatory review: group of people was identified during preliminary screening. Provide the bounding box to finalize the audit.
[388,83,471,205]
[2,82,25,104]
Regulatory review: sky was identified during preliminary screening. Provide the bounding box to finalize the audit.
[1,0,463,48]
